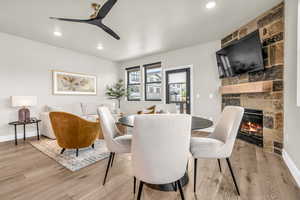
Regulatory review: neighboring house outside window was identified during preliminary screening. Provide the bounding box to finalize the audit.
[144,62,162,101]
[126,66,141,101]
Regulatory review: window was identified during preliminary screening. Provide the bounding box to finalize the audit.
[144,62,162,101]
[126,66,141,101]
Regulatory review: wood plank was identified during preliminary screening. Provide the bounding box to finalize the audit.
[0,139,299,200]
[220,81,273,94]
[256,146,284,200]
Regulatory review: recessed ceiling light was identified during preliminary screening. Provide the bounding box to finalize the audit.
[53,31,62,37]
[206,1,216,9]
[97,44,103,50]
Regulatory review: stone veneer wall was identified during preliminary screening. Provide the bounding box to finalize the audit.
[221,2,284,155]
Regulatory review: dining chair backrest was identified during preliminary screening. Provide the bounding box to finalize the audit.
[97,107,120,152]
[132,114,192,185]
[49,112,100,149]
[209,106,244,157]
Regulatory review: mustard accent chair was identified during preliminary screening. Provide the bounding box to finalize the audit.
[49,112,102,157]
[137,105,156,114]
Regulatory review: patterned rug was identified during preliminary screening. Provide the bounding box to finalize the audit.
[30,139,109,172]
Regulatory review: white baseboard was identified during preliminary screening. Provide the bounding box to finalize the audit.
[282,149,300,187]
[0,131,37,143]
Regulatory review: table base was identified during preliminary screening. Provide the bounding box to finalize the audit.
[145,172,189,191]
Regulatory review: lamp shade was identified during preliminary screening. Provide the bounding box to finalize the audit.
[11,96,37,107]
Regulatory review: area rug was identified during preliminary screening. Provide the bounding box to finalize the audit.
[30,139,109,172]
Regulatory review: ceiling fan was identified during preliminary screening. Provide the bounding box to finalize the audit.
[50,0,120,40]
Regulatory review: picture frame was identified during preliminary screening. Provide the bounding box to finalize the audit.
[52,70,97,95]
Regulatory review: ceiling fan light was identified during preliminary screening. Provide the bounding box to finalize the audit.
[97,44,103,50]
[206,1,216,9]
[53,31,62,37]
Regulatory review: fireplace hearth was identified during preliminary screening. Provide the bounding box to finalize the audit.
[238,109,263,147]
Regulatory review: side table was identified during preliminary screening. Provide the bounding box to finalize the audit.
[8,119,41,145]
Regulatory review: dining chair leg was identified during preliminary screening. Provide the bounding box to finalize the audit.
[186,160,189,171]
[177,180,185,200]
[60,148,65,154]
[218,159,222,172]
[172,182,177,191]
[226,158,240,196]
[194,158,197,193]
[76,149,79,157]
[103,152,113,185]
[110,153,115,168]
[133,177,136,194]
[137,181,144,200]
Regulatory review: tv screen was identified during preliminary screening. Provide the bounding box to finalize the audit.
[216,30,264,78]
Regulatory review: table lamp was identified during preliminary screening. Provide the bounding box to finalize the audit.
[11,96,37,122]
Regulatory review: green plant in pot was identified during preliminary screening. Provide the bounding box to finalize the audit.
[105,79,127,112]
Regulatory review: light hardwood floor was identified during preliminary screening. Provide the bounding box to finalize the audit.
[0,138,299,200]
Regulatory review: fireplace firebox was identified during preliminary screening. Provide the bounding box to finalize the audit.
[238,109,263,147]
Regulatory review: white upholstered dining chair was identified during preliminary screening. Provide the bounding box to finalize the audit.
[190,106,244,195]
[97,107,132,185]
[132,114,192,200]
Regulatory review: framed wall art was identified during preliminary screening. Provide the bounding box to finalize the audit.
[52,70,97,95]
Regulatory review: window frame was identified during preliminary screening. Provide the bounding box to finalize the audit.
[126,66,141,101]
[144,62,162,101]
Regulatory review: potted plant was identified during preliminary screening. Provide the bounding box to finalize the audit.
[105,79,127,112]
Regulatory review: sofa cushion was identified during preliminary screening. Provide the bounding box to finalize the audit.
[47,105,64,112]
[46,103,82,116]
[40,112,56,139]
[156,104,177,114]
[81,102,115,115]
[82,115,98,122]
[81,103,102,115]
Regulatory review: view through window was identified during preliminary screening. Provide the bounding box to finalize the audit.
[126,66,141,101]
[144,62,162,101]
[166,68,191,114]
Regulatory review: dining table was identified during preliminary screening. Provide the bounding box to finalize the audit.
[117,115,213,191]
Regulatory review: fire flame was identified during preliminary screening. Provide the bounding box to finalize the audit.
[241,121,262,133]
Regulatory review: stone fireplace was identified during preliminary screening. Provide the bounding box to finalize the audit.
[221,3,284,155]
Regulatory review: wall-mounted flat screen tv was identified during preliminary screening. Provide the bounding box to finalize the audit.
[216,30,264,78]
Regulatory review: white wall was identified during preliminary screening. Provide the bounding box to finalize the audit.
[0,32,119,139]
[284,0,300,173]
[119,40,222,121]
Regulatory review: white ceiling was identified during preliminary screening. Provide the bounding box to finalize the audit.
[0,0,282,62]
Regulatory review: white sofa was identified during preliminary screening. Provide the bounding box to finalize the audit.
[156,104,177,114]
[40,102,115,139]
[120,102,178,115]
[135,103,178,114]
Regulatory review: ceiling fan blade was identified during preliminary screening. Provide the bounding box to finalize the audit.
[97,0,117,19]
[98,23,120,40]
[50,17,91,23]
